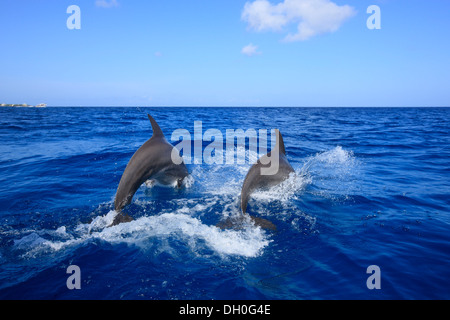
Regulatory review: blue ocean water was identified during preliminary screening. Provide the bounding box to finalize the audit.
[0,107,449,300]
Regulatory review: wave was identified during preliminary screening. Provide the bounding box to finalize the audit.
[10,145,357,261]
[13,209,271,259]
[299,146,361,200]
[249,146,358,204]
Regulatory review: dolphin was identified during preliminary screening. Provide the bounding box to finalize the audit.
[237,129,294,231]
[112,114,189,226]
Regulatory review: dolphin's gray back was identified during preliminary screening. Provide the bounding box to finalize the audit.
[240,129,294,215]
[240,153,294,214]
[114,115,188,212]
[114,137,169,211]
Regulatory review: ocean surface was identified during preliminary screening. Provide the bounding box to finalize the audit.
[0,107,448,300]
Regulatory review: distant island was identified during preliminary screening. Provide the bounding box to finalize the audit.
[0,103,47,108]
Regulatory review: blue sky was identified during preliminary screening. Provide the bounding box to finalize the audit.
[0,0,449,107]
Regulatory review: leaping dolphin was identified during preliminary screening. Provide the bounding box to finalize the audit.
[238,129,294,230]
[112,114,189,226]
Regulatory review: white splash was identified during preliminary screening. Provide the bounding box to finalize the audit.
[12,145,357,260]
[250,171,311,203]
[14,210,271,259]
[301,145,360,199]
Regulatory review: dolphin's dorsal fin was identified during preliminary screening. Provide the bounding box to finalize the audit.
[147,114,164,138]
[274,129,286,155]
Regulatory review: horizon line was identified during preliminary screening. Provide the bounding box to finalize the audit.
[15,105,450,108]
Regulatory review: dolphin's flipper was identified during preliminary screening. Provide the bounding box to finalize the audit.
[250,215,277,231]
[111,212,134,226]
[217,215,277,231]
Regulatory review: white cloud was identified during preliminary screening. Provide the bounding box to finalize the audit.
[95,0,119,8]
[241,43,261,56]
[242,0,356,41]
